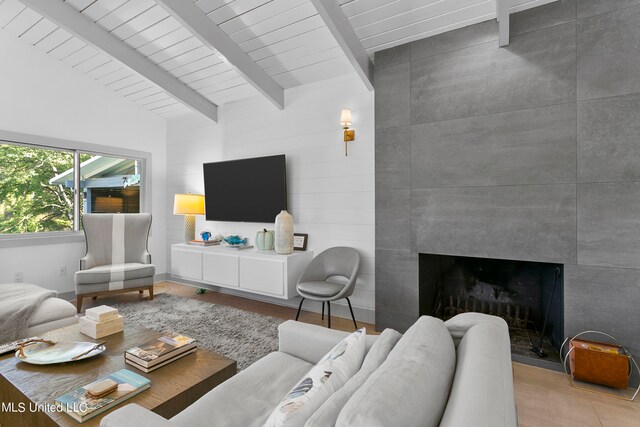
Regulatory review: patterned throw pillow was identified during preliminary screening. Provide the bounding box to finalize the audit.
[264,328,367,427]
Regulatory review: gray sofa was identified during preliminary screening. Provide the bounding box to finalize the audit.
[101,313,517,427]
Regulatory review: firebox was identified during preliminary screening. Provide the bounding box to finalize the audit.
[419,254,564,367]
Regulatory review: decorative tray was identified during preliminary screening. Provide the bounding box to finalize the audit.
[15,339,106,365]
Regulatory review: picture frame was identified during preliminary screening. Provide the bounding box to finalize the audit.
[293,233,308,251]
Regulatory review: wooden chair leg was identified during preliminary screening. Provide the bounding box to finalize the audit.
[295,298,305,321]
[148,286,154,300]
[76,296,83,313]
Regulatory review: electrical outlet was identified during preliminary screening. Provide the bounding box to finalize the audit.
[14,272,23,283]
[59,266,67,276]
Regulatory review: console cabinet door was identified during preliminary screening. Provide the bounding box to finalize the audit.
[239,258,284,297]
[203,253,239,287]
[171,247,202,280]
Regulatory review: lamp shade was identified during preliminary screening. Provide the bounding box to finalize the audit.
[340,109,352,127]
[173,194,205,215]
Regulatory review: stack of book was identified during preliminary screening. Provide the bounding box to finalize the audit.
[125,333,197,373]
[79,305,124,339]
[55,369,150,423]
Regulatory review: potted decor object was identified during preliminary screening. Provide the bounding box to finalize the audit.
[274,210,294,254]
[256,229,275,250]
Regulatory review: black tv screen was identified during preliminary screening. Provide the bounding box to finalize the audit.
[203,155,287,223]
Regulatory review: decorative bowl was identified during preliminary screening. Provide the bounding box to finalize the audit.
[15,339,106,365]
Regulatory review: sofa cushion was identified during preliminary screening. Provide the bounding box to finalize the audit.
[296,281,344,297]
[75,263,155,286]
[170,352,312,427]
[439,320,517,427]
[336,316,456,427]
[305,328,402,427]
[28,297,76,326]
[265,328,367,427]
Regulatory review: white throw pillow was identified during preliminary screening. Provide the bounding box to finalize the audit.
[305,328,402,427]
[264,327,367,427]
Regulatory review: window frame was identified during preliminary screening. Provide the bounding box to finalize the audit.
[0,130,152,248]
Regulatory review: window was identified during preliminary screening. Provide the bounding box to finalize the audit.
[0,141,144,236]
[0,144,74,234]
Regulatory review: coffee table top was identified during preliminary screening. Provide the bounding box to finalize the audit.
[0,323,236,426]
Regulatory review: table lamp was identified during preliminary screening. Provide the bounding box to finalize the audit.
[173,194,205,242]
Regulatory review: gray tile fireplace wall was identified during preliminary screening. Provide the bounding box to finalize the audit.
[374,0,640,361]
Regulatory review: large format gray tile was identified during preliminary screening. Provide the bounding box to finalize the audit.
[564,264,640,358]
[411,22,576,124]
[375,62,410,130]
[411,103,577,188]
[375,126,410,189]
[410,20,498,62]
[578,182,640,268]
[412,185,577,264]
[577,0,640,19]
[375,189,410,251]
[375,249,419,317]
[578,93,640,182]
[375,309,416,334]
[577,5,640,100]
[375,43,410,69]
[511,0,576,36]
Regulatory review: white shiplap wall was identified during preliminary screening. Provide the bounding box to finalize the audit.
[166,73,375,322]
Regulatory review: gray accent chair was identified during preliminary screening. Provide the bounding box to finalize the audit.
[75,213,155,313]
[295,247,360,329]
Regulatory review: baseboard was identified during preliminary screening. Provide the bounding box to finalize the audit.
[154,273,168,283]
[166,276,376,325]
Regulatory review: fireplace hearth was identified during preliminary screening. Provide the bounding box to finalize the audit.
[419,254,564,369]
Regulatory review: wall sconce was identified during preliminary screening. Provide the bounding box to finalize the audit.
[340,108,355,156]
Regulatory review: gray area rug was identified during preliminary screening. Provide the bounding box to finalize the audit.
[110,293,284,370]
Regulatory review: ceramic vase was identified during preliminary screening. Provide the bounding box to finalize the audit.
[274,210,294,254]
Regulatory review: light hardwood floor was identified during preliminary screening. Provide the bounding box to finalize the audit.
[76,281,639,426]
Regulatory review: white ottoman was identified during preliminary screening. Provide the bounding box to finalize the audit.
[27,297,78,335]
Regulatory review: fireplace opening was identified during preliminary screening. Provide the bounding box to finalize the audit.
[419,254,564,368]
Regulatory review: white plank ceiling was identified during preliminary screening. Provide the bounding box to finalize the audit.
[0,0,557,119]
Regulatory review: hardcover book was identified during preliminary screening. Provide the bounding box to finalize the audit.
[125,334,196,368]
[55,369,150,423]
[125,348,197,373]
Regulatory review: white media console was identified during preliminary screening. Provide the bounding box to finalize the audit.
[170,243,313,299]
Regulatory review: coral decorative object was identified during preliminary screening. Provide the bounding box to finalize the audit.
[256,229,275,250]
[275,210,294,254]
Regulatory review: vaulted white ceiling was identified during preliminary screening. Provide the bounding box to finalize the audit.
[0,0,556,120]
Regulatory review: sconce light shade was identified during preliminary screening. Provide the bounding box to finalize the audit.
[173,194,205,215]
[340,109,352,127]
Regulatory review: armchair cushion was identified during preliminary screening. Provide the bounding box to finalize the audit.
[75,263,155,286]
[297,281,344,297]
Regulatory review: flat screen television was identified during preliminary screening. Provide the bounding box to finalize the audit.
[203,155,287,223]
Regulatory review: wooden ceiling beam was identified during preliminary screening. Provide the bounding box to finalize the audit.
[310,0,373,91]
[157,0,285,110]
[21,0,219,122]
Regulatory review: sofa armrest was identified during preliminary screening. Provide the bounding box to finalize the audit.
[100,404,173,427]
[444,312,508,348]
[278,320,378,364]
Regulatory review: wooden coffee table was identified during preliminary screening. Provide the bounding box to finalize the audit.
[0,324,236,427]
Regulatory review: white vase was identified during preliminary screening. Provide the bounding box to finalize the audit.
[274,210,294,254]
